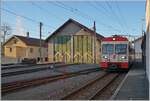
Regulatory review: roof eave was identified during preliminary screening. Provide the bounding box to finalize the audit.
[46,18,104,42]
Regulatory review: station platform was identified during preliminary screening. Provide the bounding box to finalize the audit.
[111,62,149,100]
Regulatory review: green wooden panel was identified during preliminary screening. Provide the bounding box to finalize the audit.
[53,35,94,64]
[66,36,71,63]
[83,35,88,63]
[87,36,93,63]
[79,36,83,63]
[73,36,78,63]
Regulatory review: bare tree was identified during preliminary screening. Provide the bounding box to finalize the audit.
[1,23,12,43]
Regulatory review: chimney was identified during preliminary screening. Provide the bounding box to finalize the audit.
[27,32,29,38]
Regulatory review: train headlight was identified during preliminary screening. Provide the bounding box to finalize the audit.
[121,56,126,59]
[103,56,108,59]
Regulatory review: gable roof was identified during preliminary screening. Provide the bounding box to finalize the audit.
[3,35,47,47]
[46,18,104,41]
[134,36,143,42]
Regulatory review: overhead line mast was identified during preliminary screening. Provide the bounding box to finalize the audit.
[39,22,43,63]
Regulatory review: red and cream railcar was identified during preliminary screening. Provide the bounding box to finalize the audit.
[100,36,129,70]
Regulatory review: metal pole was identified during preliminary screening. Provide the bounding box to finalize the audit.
[93,21,96,64]
[141,18,144,36]
[39,22,43,63]
[134,37,136,62]
[3,31,7,43]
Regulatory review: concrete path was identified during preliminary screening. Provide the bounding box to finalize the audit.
[111,62,149,100]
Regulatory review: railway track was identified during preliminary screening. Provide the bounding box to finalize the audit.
[2,67,100,95]
[2,64,75,77]
[60,73,120,100]
[1,62,62,70]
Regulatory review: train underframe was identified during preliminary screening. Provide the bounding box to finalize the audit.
[100,62,129,71]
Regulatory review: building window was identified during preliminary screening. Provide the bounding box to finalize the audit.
[30,48,33,53]
[37,57,40,62]
[9,48,12,52]
[45,57,48,61]
[14,40,17,44]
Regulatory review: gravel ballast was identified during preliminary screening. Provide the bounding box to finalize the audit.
[2,70,105,100]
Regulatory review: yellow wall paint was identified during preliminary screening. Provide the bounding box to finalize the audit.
[26,46,47,59]
[4,46,16,57]
[16,47,26,58]
[146,0,149,31]
[3,37,48,60]
[4,37,27,58]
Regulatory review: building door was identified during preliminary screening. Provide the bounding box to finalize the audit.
[53,35,94,64]
[54,36,71,63]
[73,35,93,63]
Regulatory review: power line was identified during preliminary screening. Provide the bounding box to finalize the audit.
[50,1,122,33]
[56,1,94,20]
[115,1,130,31]
[2,3,124,35]
[1,8,56,29]
[49,1,93,21]
[105,1,125,32]
[89,2,120,32]
[30,2,65,21]
[92,1,124,32]
[88,1,108,17]
[93,1,111,17]
[91,2,112,19]
[1,8,38,23]
[113,1,128,32]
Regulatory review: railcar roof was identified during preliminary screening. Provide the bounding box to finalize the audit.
[102,36,128,41]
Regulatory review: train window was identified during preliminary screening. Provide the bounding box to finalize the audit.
[102,44,114,54]
[115,44,127,54]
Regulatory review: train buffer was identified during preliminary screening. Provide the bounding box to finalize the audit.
[111,61,149,100]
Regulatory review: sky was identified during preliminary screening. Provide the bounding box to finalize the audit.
[1,0,146,40]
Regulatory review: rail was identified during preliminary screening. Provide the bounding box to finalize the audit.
[61,73,119,100]
[2,67,100,95]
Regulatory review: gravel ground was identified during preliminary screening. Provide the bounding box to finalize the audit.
[63,73,118,100]
[2,64,28,69]
[2,70,105,100]
[93,73,126,100]
[2,64,63,73]
[2,70,63,84]
[2,64,99,84]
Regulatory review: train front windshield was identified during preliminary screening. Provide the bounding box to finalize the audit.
[115,44,127,54]
[102,44,114,54]
[102,44,127,54]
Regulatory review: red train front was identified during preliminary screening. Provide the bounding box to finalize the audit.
[100,36,129,70]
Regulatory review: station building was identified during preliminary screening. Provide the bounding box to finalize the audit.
[145,0,149,81]
[134,36,143,61]
[46,19,104,64]
[3,34,48,62]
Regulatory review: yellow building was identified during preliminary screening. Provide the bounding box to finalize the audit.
[145,0,149,81]
[3,35,48,62]
[46,19,104,64]
[146,0,149,32]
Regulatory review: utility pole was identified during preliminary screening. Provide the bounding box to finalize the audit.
[133,37,136,62]
[3,30,7,43]
[141,18,145,36]
[93,21,96,64]
[1,24,11,43]
[1,24,11,56]
[39,22,43,63]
